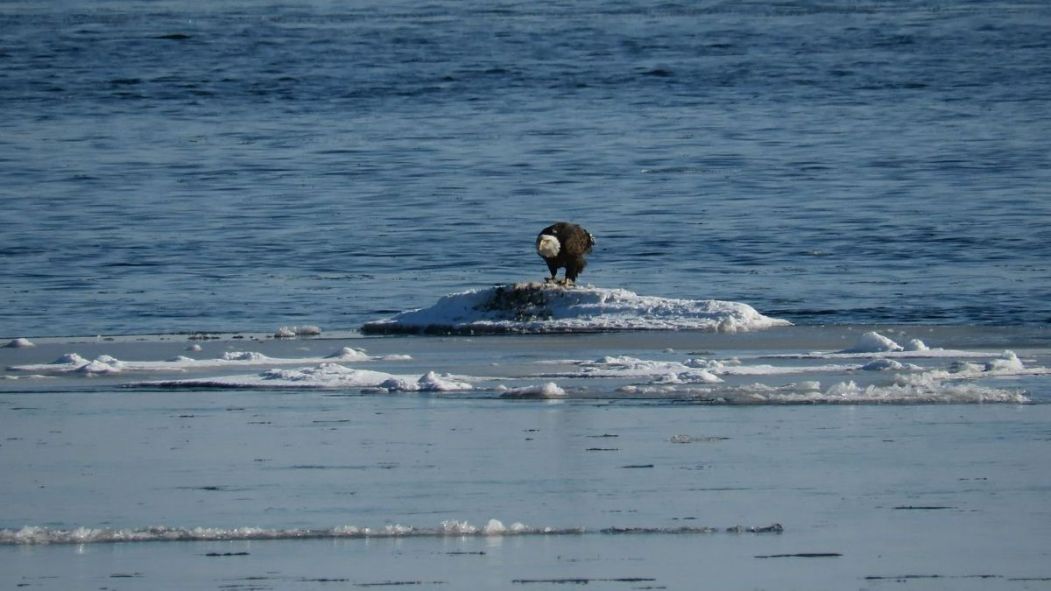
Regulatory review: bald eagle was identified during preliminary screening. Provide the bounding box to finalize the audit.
[536,222,595,285]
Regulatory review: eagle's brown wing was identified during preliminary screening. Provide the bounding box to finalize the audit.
[560,224,594,257]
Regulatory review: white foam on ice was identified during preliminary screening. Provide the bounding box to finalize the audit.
[361,283,790,334]
[8,347,410,375]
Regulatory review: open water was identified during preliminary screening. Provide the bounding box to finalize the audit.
[3,0,1051,338]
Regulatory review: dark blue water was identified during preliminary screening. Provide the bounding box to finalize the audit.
[2,1,1050,337]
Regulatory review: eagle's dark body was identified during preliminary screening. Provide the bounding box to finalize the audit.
[536,222,595,285]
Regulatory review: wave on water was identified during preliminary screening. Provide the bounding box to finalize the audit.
[0,520,783,545]
[360,283,791,335]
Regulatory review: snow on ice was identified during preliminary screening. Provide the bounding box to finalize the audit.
[361,283,791,335]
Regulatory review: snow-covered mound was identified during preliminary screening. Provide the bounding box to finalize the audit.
[361,283,790,335]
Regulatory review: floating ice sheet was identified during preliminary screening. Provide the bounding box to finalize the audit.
[7,347,410,376]
[617,379,1029,404]
[361,283,791,335]
[141,363,473,392]
[765,331,995,360]
[557,344,1039,404]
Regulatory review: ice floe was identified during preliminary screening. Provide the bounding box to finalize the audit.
[575,342,1042,404]
[766,331,997,360]
[7,346,410,376]
[361,283,790,335]
[540,354,860,381]
[141,363,473,392]
[918,351,1050,380]
[4,328,1043,405]
[617,378,1028,404]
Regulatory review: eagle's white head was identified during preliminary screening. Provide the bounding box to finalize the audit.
[537,234,561,258]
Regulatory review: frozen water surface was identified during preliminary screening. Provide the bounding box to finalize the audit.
[2,325,1050,589]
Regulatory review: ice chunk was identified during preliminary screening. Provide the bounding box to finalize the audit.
[499,382,567,398]
[222,351,268,362]
[985,351,1024,372]
[440,520,478,535]
[75,359,122,375]
[417,371,473,391]
[326,347,371,361]
[275,325,322,338]
[862,359,905,371]
[904,338,929,351]
[839,331,903,353]
[54,353,89,365]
